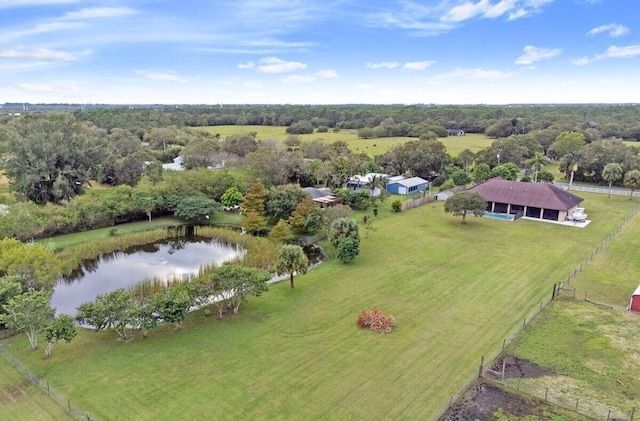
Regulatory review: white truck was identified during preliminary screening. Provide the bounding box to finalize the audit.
[567,207,587,222]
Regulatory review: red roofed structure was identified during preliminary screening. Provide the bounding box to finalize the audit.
[470,178,584,222]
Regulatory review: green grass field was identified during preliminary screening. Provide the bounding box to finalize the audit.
[2,192,636,420]
[202,125,494,157]
[0,356,75,421]
[498,201,640,419]
[506,299,640,418]
[569,209,640,305]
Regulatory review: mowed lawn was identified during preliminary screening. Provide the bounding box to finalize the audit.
[0,357,75,421]
[567,203,640,306]
[2,193,634,420]
[202,125,493,157]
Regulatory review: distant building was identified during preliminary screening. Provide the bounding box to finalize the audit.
[446,129,465,136]
[162,156,186,171]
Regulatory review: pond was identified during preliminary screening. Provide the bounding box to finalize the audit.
[51,236,244,316]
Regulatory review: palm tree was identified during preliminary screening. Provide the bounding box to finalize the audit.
[624,169,640,200]
[562,152,581,190]
[526,151,550,182]
[602,163,623,198]
[275,245,309,289]
[369,174,387,199]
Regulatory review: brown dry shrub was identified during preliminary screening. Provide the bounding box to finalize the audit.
[357,307,395,333]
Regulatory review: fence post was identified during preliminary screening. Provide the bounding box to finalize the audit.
[502,339,506,350]
[501,359,506,382]
[68,399,72,412]
[631,405,636,421]
[607,409,611,421]
[575,398,579,412]
[478,355,484,378]
[522,318,526,329]
[544,388,548,401]
[47,381,50,395]
[552,283,556,299]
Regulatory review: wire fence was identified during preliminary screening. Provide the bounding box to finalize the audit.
[482,366,635,420]
[0,344,96,421]
[437,202,640,421]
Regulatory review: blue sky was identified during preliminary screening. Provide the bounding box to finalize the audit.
[1,0,639,104]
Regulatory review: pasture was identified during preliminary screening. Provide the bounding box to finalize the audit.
[2,192,636,420]
[0,356,75,421]
[202,125,493,157]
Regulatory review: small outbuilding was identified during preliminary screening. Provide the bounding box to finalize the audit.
[629,285,640,312]
[386,176,429,195]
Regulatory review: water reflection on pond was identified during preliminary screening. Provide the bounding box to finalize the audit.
[52,236,244,316]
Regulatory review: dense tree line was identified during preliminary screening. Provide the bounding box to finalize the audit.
[2,106,640,237]
[61,104,640,141]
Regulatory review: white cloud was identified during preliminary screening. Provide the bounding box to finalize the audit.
[507,8,527,20]
[441,0,553,22]
[281,70,338,84]
[355,84,375,90]
[315,69,338,79]
[282,74,316,84]
[588,24,630,38]
[0,46,78,62]
[62,7,137,20]
[441,0,490,23]
[237,61,255,69]
[572,57,591,66]
[433,68,512,81]
[403,60,436,70]
[515,45,561,65]
[574,44,640,65]
[135,70,190,83]
[483,0,518,18]
[366,61,400,69]
[257,57,306,74]
[596,45,640,59]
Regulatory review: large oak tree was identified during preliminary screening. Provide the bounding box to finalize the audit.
[2,113,108,204]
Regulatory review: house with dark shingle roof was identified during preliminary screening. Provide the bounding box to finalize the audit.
[302,187,342,208]
[469,178,584,222]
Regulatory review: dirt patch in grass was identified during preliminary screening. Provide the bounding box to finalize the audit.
[439,378,591,421]
[1,381,29,403]
[490,354,553,379]
[440,356,590,421]
[440,379,542,420]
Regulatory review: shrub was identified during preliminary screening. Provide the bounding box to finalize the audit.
[391,199,402,213]
[356,307,394,333]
